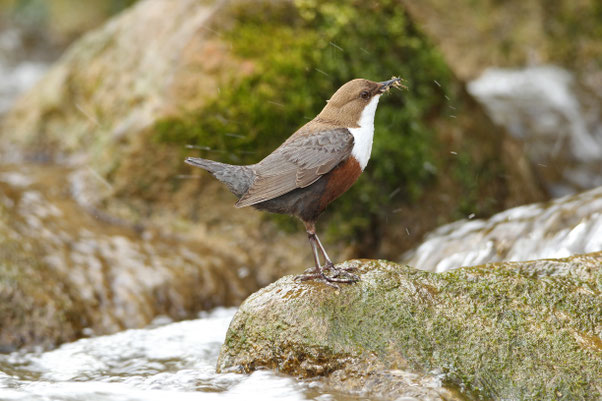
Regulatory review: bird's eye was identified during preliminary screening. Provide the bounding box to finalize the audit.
[360,90,370,100]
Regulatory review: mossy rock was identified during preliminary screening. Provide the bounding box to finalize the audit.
[1,0,544,260]
[0,238,88,351]
[0,164,267,350]
[218,253,602,400]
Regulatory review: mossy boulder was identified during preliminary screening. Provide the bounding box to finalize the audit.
[218,254,602,400]
[1,0,544,263]
[0,163,272,350]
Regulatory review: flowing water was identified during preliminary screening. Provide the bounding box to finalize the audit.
[0,25,51,116]
[0,308,360,401]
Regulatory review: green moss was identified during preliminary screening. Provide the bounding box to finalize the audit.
[219,256,602,400]
[155,0,454,240]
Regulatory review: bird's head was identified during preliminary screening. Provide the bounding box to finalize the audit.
[318,78,403,127]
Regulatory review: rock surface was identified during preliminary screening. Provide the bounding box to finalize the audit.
[403,185,602,272]
[0,0,235,164]
[0,164,292,350]
[218,255,602,400]
[403,0,602,198]
[401,0,602,82]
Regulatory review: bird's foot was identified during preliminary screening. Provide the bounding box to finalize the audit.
[324,262,360,282]
[296,271,340,288]
[296,263,359,288]
[302,266,319,274]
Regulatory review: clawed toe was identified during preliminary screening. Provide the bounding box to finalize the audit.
[296,272,339,288]
[323,263,360,282]
[296,272,321,281]
[295,264,359,288]
[327,270,360,283]
[303,266,319,274]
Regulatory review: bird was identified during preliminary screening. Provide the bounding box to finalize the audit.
[186,77,402,286]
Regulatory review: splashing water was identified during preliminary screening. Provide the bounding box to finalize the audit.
[0,308,316,401]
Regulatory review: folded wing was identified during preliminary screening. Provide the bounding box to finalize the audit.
[235,128,354,207]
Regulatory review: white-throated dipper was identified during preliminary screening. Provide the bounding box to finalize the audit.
[186,77,402,286]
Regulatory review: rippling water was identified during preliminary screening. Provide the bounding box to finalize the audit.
[0,308,348,401]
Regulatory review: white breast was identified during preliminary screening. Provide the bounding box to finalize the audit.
[348,95,380,170]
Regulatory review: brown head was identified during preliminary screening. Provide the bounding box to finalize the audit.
[316,78,400,128]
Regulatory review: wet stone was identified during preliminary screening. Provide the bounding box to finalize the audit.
[0,164,260,350]
[218,256,602,400]
[403,186,602,272]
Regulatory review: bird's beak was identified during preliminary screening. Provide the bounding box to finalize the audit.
[378,77,403,93]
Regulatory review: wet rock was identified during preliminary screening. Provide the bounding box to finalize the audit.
[0,164,270,350]
[468,66,602,197]
[0,239,87,352]
[0,0,236,164]
[403,186,602,272]
[402,0,602,197]
[218,255,602,401]
[0,1,137,117]
[401,0,601,82]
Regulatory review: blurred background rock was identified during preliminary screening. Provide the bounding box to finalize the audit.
[0,0,136,112]
[0,0,600,349]
[403,0,602,197]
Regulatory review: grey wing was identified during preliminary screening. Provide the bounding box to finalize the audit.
[235,128,354,208]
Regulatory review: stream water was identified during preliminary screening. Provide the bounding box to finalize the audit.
[0,308,355,401]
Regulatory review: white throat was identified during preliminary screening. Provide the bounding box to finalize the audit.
[349,95,380,170]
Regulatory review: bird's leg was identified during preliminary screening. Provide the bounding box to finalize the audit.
[312,232,356,273]
[296,225,338,288]
[313,232,359,281]
[313,231,333,267]
[296,222,359,285]
[299,221,321,275]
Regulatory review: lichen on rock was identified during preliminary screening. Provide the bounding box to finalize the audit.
[218,254,602,400]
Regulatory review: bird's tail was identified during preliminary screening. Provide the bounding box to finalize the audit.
[185,157,255,199]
